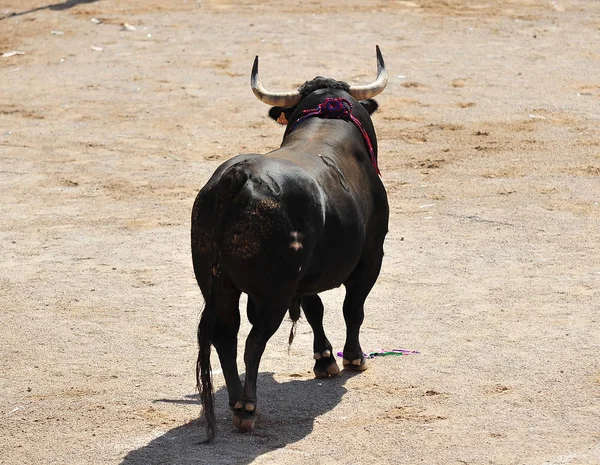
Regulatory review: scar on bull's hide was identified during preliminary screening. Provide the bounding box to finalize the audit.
[317,154,350,192]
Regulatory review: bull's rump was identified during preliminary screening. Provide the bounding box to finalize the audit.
[191,155,368,297]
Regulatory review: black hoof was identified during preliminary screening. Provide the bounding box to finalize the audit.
[232,414,256,432]
[313,350,341,378]
[342,354,368,372]
[232,402,257,432]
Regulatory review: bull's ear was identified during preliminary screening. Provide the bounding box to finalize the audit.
[268,107,293,125]
[360,99,379,115]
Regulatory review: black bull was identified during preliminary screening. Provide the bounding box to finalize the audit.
[191,51,389,442]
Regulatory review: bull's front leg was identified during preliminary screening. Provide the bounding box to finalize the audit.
[302,294,340,378]
[232,306,288,432]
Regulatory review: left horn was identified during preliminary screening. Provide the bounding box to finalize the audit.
[251,56,302,107]
[348,45,388,101]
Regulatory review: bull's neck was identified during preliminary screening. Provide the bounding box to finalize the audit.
[280,116,379,175]
[281,118,367,154]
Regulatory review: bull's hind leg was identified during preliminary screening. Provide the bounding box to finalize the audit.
[342,247,384,371]
[232,299,289,432]
[209,275,243,409]
[302,294,340,378]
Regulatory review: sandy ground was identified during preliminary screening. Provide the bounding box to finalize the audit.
[1,1,599,464]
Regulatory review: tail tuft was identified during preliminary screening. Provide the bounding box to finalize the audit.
[288,297,301,347]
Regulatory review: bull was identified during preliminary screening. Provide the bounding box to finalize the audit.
[191,46,389,441]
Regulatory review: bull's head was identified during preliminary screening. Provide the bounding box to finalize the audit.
[250,46,388,124]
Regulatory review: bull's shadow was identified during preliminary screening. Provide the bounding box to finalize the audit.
[120,371,351,465]
[0,0,99,20]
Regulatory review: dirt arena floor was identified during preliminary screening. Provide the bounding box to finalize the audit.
[1,1,599,464]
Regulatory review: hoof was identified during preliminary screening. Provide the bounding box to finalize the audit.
[232,414,256,432]
[342,357,368,372]
[326,361,341,376]
[314,351,341,378]
[232,402,257,432]
[314,361,341,378]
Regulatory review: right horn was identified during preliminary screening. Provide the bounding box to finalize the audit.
[250,56,303,108]
[349,45,388,101]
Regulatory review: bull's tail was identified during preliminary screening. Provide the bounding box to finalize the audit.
[194,163,248,443]
[196,278,217,442]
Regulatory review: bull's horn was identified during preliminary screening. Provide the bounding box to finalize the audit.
[349,45,388,101]
[251,56,302,107]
